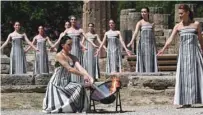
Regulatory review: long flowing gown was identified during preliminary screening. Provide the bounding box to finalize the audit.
[42,55,89,113]
[136,24,158,72]
[106,30,122,73]
[83,34,100,80]
[174,28,203,105]
[66,31,83,83]
[34,37,49,74]
[10,36,27,74]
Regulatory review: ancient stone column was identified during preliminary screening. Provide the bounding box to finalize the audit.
[120,9,137,53]
[153,14,170,29]
[127,11,140,53]
[82,1,111,58]
[120,9,136,40]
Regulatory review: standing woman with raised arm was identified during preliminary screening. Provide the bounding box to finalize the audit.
[0,21,38,74]
[95,19,131,74]
[157,4,203,108]
[50,21,71,52]
[53,15,98,83]
[127,7,158,73]
[43,35,94,113]
[83,23,107,81]
[25,26,54,75]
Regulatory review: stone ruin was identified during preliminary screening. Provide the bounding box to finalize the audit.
[120,4,203,55]
[1,2,203,75]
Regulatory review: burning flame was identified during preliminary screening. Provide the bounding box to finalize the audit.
[110,77,120,94]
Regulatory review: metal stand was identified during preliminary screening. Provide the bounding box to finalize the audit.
[115,89,122,112]
[90,90,96,112]
[89,86,122,113]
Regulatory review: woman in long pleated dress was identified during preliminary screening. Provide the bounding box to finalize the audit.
[95,19,131,74]
[42,35,94,113]
[50,21,71,52]
[83,23,107,81]
[0,21,38,74]
[52,16,98,83]
[25,26,54,74]
[157,4,203,108]
[127,7,158,72]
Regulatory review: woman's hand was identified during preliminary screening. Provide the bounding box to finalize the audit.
[49,47,57,52]
[24,49,28,53]
[84,75,94,87]
[35,48,40,52]
[94,49,100,57]
[157,49,164,56]
[82,46,87,52]
[126,49,131,56]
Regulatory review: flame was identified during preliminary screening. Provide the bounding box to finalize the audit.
[110,77,120,94]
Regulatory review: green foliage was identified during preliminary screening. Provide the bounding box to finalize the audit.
[1,1,83,40]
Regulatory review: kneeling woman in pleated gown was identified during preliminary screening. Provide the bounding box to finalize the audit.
[42,35,94,113]
[158,4,203,108]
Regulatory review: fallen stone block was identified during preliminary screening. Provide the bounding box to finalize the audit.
[34,73,52,85]
[1,74,34,85]
[1,85,47,93]
[1,64,10,74]
[129,76,175,90]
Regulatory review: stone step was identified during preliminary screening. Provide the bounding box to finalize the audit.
[128,60,177,66]
[1,85,175,97]
[129,75,175,90]
[126,55,178,71]
[1,72,176,86]
[101,72,175,76]
[1,72,176,93]
[128,87,175,97]
[127,54,178,61]
[1,85,47,93]
[1,74,52,85]
[101,72,175,89]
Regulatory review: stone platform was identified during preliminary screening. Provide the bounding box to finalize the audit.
[1,72,176,93]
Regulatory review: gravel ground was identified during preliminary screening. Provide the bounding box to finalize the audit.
[1,105,203,115]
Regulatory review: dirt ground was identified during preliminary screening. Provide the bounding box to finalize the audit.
[1,87,174,110]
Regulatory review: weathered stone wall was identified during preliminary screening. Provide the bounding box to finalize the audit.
[120,7,173,54]
[120,9,138,53]
[194,18,203,31]
[82,1,111,58]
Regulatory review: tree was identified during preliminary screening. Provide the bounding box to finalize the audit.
[1,1,83,40]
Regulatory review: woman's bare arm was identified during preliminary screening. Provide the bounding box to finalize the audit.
[56,53,84,76]
[25,36,37,52]
[96,34,107,50]
[23,33,38,51]
[0,33,11,49]
[157,24,179,55]
[127,21,141,47]
[196,21,203,50]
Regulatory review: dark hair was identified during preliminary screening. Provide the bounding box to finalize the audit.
[178,4,193,20]
[69,15,77,21]
[14,21,20,26]
[88,23,94,27]
[38,25,44,29]
[65,21,70,24]
[140,7,150,20]
[57,35,72,53]
[109,19,115,23]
